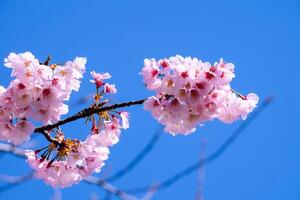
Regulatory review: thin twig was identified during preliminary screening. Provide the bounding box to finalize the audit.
[0,144,140,200]
[125,95,275,193]
[0,96,274,198]
[0,173,33,184]
[0,143,26,158]
[195,138,207,200]
[43,55,51,66]
[0,172,34,194]
[51,188,62,200]
[140,184,158,200]
[84,176,139,200]
[40,131,60,146]
[106,127,162,182]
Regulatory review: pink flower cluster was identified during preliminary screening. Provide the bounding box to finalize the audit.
[26,135,109,188]
[141,55,259,135]
[0,52,86,144]
[26,112,129,188]
[25,70,129,188]
[0,51,259,188]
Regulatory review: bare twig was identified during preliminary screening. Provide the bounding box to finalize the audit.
[0,172,34,194]
[0,144,139,200]
[0,173,33,184]
[140,184,158,200]
[84,176,139,200]
[106,127,162,182]
[43,55,51,66]
[39,131,60,146]
[195,139,207,200]
[51,188,62,200]
[0,143,26,158]
[125,95,275,193]
[0,95,274,199]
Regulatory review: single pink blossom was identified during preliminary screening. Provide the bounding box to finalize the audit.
[90,71,111,88]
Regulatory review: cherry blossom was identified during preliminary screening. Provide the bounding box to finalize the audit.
[141,55,259,135]
[25,70,130,188]
[0,52,86,144]
[0,52,258,189]
[25,111,129,188]
[90,71,111,88]
[104,83,117,94]
[25,135,109,188]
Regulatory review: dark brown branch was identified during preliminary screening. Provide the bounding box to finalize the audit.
[34,99,146,133]
[40,131,60,146]
[43,55,51,66]
[34,98,147,143]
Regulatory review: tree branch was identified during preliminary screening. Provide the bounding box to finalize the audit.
[32,98,146,145]
[195,139,207,200]
[106,127,162,182]
[34,98,146,136]
[0,95,274,198]
[124,95,275,193]
[0,172,34,194]
[0,143,140,200]
[0,143,26,158]
[84,176,139,200]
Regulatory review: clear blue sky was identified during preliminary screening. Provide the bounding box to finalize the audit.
[0,0,299,199]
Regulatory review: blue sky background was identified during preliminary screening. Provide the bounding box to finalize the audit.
[0,0,299,199]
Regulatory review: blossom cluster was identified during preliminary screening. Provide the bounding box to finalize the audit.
[141,55,259,134]
[26,71,129,188]
[0,51,259,188]
[0,52,86,144]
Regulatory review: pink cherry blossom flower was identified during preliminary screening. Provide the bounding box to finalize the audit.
[141,55,259,135]
[0,52,86,144]
[104,83,117,94]
[25,77,129,187]
[25,135,109,188]
[25,109,129,188]
[90,71,111,88]
[120,112,129,129]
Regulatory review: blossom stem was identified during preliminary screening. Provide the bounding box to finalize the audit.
[39,131,60,145]
[34,98,147,139]
[231,88,246,100]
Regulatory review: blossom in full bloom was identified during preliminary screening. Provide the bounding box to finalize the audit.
[141,55,259,135]
[104,83,117,94]
[25,109,129,188]
[25,70,130,188]
[90,71,111,88]
[26,136,109,188]
[0,52,86,144]
[89,71,118,103]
